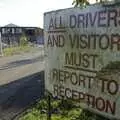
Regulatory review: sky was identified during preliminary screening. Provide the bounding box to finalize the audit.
[0,0,95,28]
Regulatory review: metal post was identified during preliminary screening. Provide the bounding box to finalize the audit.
[0,32,3,56]
[47,95,51,120]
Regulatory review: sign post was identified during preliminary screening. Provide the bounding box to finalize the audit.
[47,95,51,120]
[0,32,3,56]
[44,5,120,120]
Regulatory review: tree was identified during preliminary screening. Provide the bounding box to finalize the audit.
[72,0,109,7]
[72,0,89,6]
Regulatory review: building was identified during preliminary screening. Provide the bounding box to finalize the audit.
[0,23,44,47]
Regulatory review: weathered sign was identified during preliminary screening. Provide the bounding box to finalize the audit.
[44,5,120,119]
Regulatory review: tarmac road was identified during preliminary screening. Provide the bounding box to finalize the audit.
[0,47,45,120]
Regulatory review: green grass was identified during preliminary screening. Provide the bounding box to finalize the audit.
[3,45,33,56]
[19,109,47,120]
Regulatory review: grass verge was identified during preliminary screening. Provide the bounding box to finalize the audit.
[3,46,33,56]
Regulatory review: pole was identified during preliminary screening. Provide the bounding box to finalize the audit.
[0,32,3,56]
[47,95,51,120]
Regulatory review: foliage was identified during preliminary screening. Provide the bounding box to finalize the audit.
[19,109,47,120]
[20,33,28,46]
[3,46,32,56]
[72,0,109,7]
[72,0,90,7]
[19,98,108,120]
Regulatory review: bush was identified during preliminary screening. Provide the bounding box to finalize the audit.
[19,98,109,120]
[20,34,28,46]
[3,46,32,56]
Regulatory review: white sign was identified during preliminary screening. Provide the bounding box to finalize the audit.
[44,5,120,119]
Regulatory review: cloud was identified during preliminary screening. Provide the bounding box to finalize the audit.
[0,0,72,27]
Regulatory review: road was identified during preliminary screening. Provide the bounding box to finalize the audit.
[0,47,45,120]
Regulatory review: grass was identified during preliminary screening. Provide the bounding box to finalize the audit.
[3,45,33,56]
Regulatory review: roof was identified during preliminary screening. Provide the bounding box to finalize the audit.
[4,23,19,27]
[1,23,43,30]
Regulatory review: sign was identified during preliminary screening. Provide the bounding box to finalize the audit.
[44,5,120,119]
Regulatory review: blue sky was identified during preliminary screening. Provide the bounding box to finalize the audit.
[0,0,95,28]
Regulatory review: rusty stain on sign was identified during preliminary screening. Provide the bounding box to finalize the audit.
[44,5,120,119]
